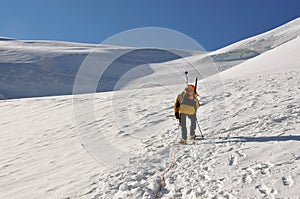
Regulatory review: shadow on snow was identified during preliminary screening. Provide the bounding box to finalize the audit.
[214,135,300,144]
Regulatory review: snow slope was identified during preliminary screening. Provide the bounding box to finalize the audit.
[0,19,300,198]
[209,17,300,71]
[0,39,200,99]
[212,17,300,54]
[90,17,300,92]
[1,18,299,100]
[1,43,299,198]
[220,36,300,79]
[83,35,300,198]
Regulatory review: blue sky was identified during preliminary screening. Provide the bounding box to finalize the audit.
[0,0,299,51]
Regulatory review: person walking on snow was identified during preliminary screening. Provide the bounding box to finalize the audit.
[174,84,200,144]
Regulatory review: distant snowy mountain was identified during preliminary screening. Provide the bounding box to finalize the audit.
[0,36,15,41]
[1,18,299,99]
[119,18,300,91]
[210,17,300,71]
[220,36,300,79]
[0,39,197,99]
[214,17,300,54]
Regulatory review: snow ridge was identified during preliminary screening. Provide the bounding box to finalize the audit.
[208,17,300,72]
[1,18,300,99]
[213,17,300,54]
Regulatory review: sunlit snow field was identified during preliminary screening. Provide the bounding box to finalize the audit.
[0,18,300,198]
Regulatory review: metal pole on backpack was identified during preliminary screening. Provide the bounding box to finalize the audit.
[194,78,203,138]
[185,70,188,84]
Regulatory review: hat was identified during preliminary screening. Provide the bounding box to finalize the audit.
[185,84,195,92]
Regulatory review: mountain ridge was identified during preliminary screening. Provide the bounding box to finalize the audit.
[1,18,299,99]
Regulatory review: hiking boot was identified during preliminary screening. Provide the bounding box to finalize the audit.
[190,135,196,140]
[179,138,188,144]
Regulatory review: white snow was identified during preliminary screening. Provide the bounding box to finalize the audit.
[0,18,300,198]
[211,17,300,55]
[0,39,199,99]
[220,36,300,79]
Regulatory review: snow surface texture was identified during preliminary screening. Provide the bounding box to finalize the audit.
[85,39,300,198]
[0,18,300,198]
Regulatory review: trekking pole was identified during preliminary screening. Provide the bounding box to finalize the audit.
[196,120,204,138]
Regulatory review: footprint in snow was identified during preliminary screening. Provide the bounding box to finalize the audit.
[282,176,294,187]
[229,155,237,166]
[242,173,252,184]
[255,184,277,197]
[235,150,247,159]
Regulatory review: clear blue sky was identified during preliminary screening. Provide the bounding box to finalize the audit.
[0,0,299,51]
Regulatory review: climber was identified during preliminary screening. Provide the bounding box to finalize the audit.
[174,84,200,144]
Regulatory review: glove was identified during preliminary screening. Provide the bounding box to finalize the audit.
[175,112,180,119]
